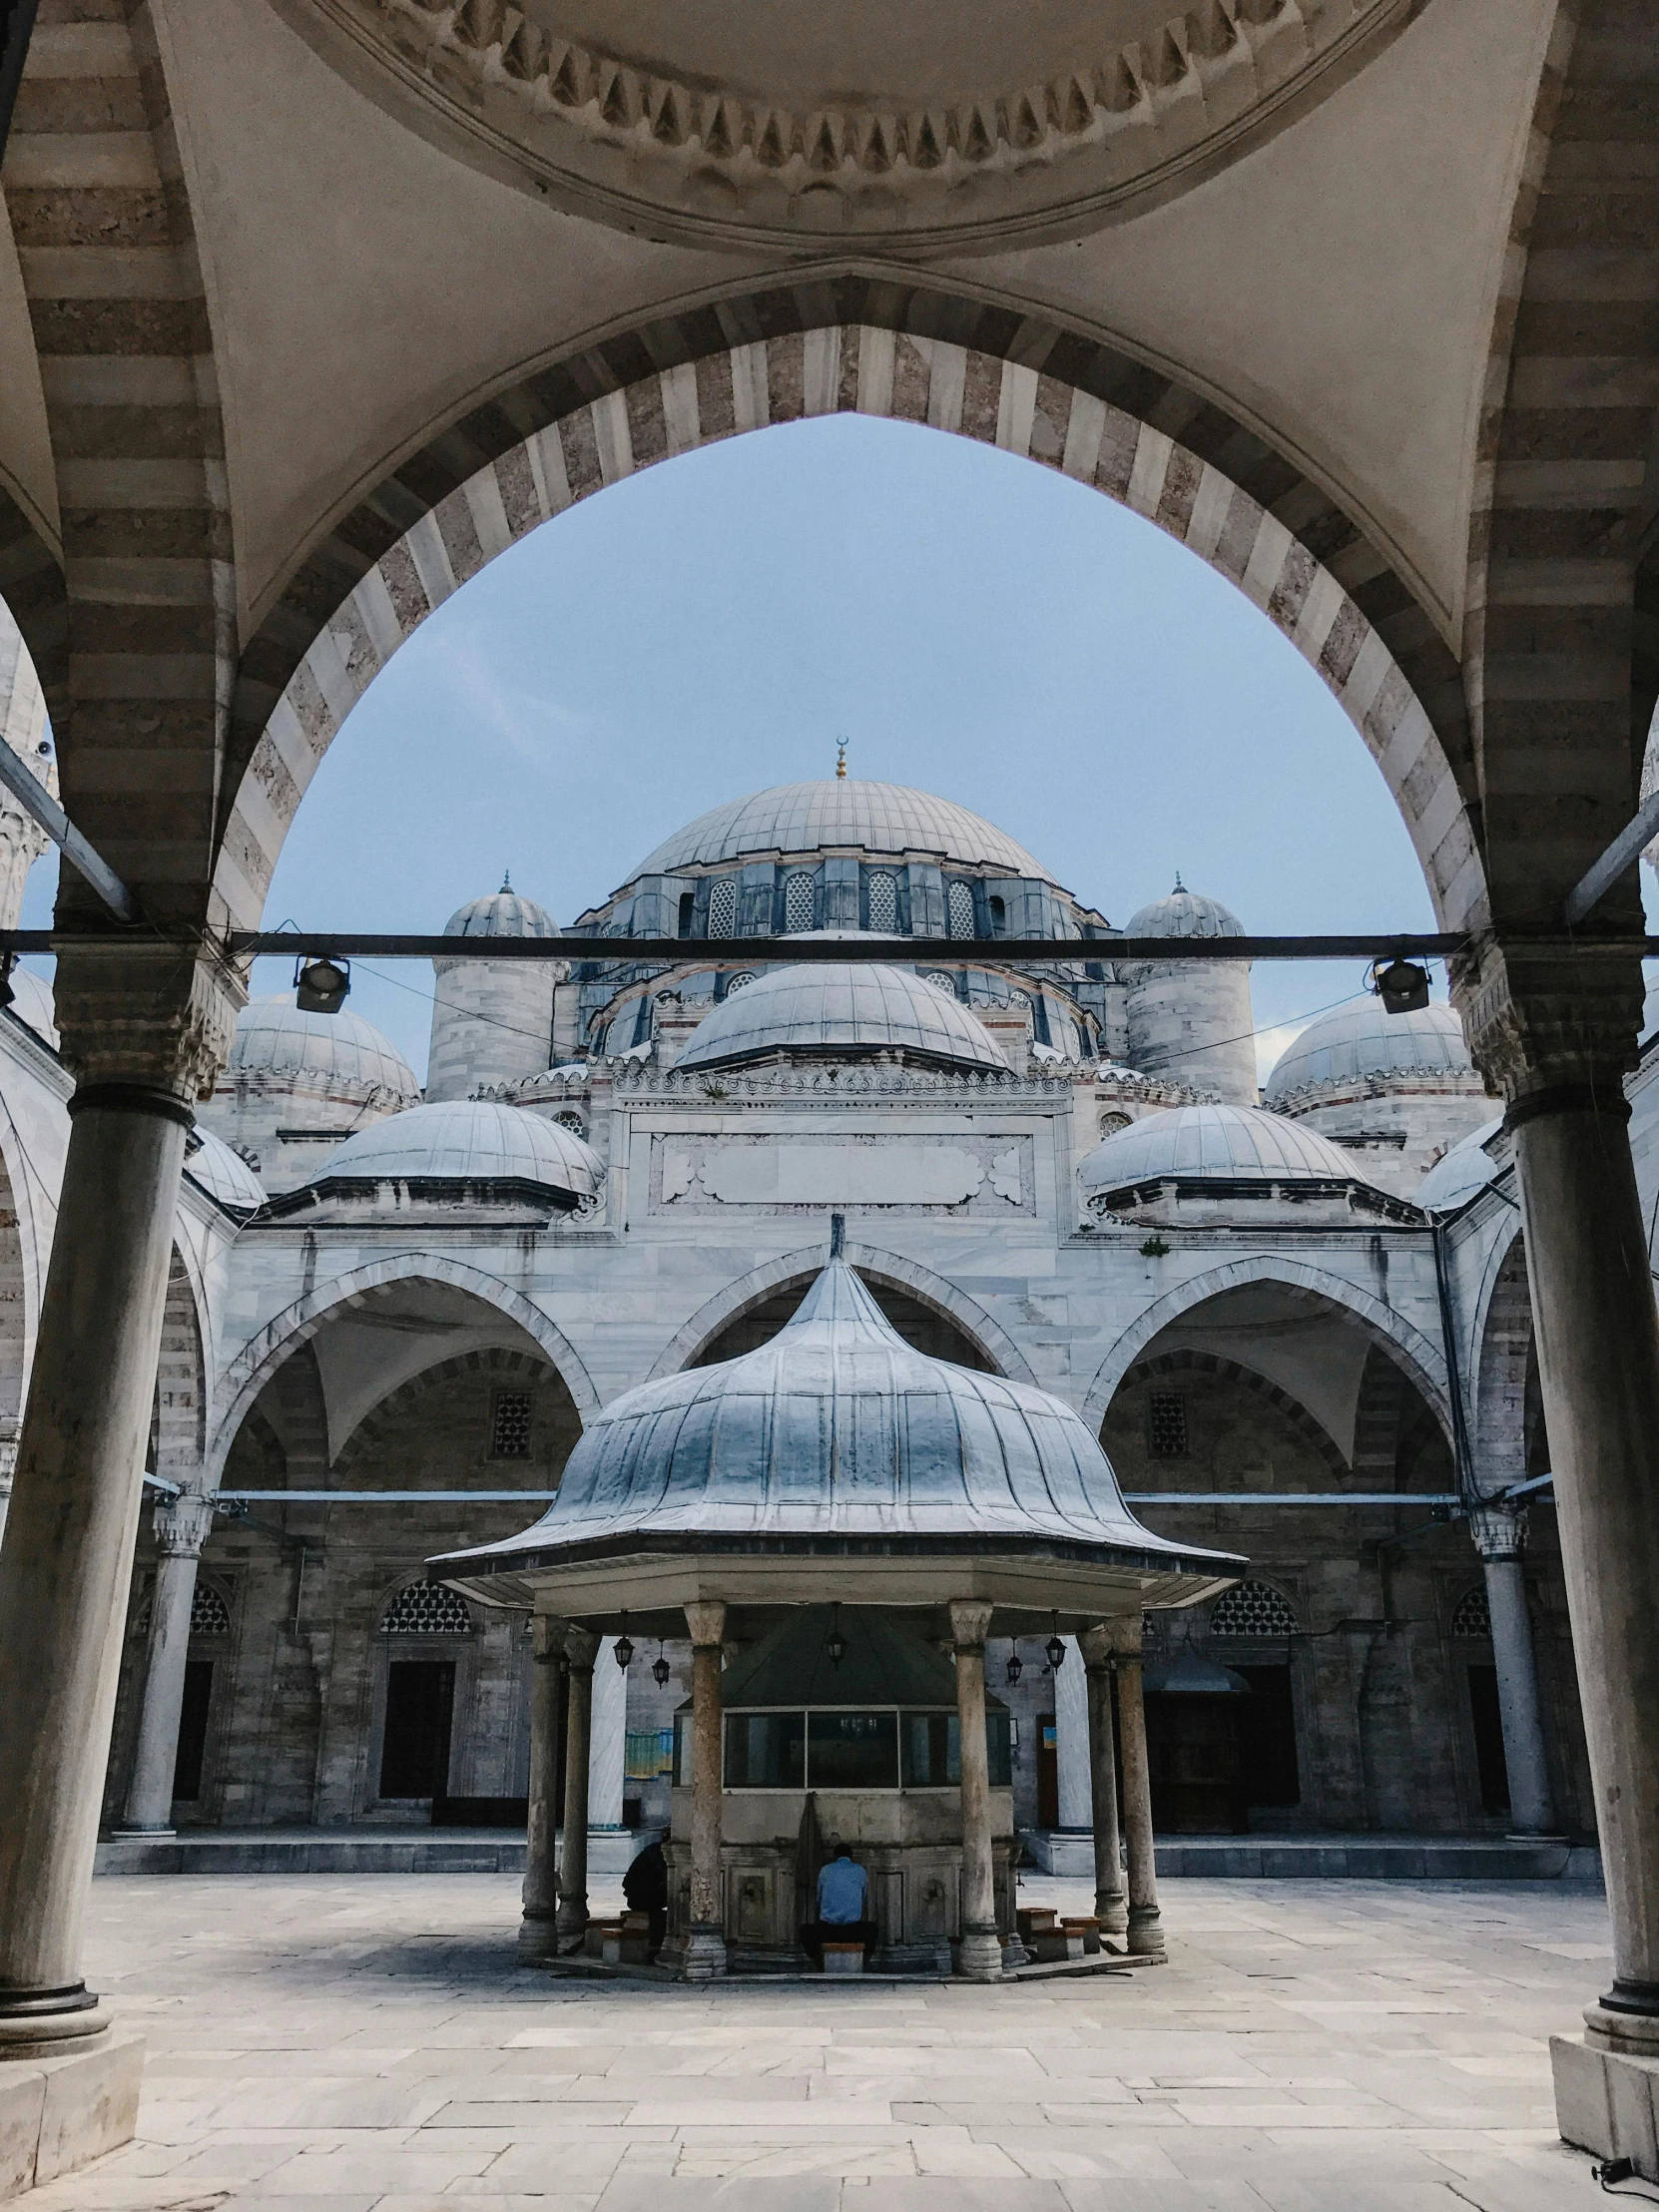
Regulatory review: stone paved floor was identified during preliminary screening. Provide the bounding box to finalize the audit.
[32,1873,1615,2210]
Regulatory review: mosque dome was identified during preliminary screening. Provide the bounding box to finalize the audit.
[184,1127,265,1214]
[442,878,559,938]
[1079,1102,1376,1193]
[628,779,1054,883]
[1125,880,1245,942]
[436,1258,1230,1569]
[1265,995,1474,1103]
[1413,1116,1505,1211]
[674,962,1008,1073]
[301,1099,603,1202]
[228,995,420,1100]
[2,965,56,1050]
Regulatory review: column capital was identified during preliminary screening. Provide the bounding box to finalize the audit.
[684,1600,727,1649]
[532,1614,568,1661]
[153,1492,214,1557]
[563,1625,601,1670]
[1468,1502,1527,1562]
[948,1597,994,1651]
[52,941,245,1102]
[1449,933,1643,1105]
[1079,1624,1114,1668]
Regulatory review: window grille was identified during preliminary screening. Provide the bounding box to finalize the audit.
[491,1389,533,1458]
[947,881,976,939]
[1148,1391,1188,1457]
[190,1583,232,1639]
[1099,1110,1131,1137]
[866,871,898,932]
[1211,1579,1300,1638]
[784,872,816,932]
[554,1110,587,1139]
[922,970,956,994]
[726,970,757,993]
[707,879,736,936]
[379,1582,472,1636]
[1451,1584,1491,1639]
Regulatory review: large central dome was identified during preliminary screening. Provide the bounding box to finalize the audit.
[628,780,1055,885]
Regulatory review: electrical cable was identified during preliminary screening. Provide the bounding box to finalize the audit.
[1594,2157,1659,2200]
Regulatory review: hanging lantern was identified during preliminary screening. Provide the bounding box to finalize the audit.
[1045,1611,1066,1672]
[825,1601,847,1669]
[1005,1641,1024,1687]
[652,1639,671,1689]
[614,1612,634,1669]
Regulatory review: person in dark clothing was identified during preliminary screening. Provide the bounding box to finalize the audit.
[622,1838,668,1957]
[799,1843,879,1965]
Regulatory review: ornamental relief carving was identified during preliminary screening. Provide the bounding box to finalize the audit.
[649,1131,1034,1216]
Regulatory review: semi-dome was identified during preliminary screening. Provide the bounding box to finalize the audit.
[1414,1117,1505,1211]
[442,877,559,938]
[675,962,1008,1073]
[300,1100,602,1202]
[1079,1102,1376,1193]
[1265,994,1474,1103]
[184,1127,265,1213]
[228,995,420,1099]
[433,1257,1240,1591]
[1125,879,1244,942]
[629,779,1054,883]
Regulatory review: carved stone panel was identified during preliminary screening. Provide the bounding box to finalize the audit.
[650,1131,1034,1217]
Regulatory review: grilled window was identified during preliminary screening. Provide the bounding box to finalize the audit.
[190,1584,232,1638]
[1211,1580,1300,1638]
[707,879,736,937]
[784,872,816,932]
[379,1582,472,1637]
[866,870,898,932]
[1451,1584,1491,1639]
[947,881,976,939]
[726,970,757,993]
[1148,1391,1188,1458]
[491,1389,534,1459]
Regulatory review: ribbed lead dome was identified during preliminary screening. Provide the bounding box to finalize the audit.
[1079,1102,1374,1192]
[452,1259,1191,1555]
[676,962,1007,1072]
[228,995,420,1100]
[443,880,559,938]
[629,780,1053,882]
[1414,1116,1505,1211]
[302,1100,602,1201]
[1265,994,1474,1102]
[1125,882,1244,941]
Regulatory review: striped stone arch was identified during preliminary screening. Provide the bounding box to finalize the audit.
[645,1235,1035,1383]
[1077,1253,1452,1439]
[1115,1348,1351,1481]
[206,1254,600,1481]
[216,276,1484,937]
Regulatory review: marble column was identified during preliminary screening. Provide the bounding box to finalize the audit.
[683,1601,728,1979]
[554,1627,599,1950]
[0,1082,205,2050]
[950,1598,1003,1982]
[588,1636,627,1831]
[1053,1634,1092,1830]
[121,1492,216,1834]
[519,1616,566,1959]
[1079,1626,1127,1936]
[1468,1504,1557,1839]
[1112,1618,1163,1955]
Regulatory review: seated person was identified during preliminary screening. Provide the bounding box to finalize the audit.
[800,1843,879,1965]
[622,1837,668,1958]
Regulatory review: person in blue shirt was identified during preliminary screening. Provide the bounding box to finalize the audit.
[801,1844,878,1966]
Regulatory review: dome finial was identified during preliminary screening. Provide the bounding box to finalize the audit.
[1172,869,1185,893]
[835,738,847,782]
[500,868,512,892]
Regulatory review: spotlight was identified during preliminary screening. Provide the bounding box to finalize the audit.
[614,1613,633,1669]
[294,954,349,1014]
[1045,1611,1066,1672]
[1369,957,1429,1015]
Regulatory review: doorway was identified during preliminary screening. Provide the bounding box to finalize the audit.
[1467,1664,1509,1816]
[1234,1665,1301,1810]
[380,1659,456,1800]
[172,1659,214,1803]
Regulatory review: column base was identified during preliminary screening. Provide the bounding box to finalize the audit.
[954,1924,1004,1982]
[1126,1907,1165,1956]
[1554,2031,1659,2181]
[517,1914,559,1962]
[553,1905,588,1954]
[0,2027,143,2196]
[679,1924,728,1981]
[1096,1890,1129,1936]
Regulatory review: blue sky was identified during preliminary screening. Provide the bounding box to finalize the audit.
[28,413,1449,1082]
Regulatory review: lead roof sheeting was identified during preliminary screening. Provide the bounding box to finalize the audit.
[674,962,1008,1071]
[1413,1116,1505,1210]
[628,780,1053,883]
[1265,995,1473,1101]
[228,995,420,1097]
[1078,1101,1381,1189]
[443,889,560,938]
[305,1099,603,1197]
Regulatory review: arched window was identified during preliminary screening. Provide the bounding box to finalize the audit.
[1099,1110,1131,1137]
[379,1582,473,1637]
[987,894,1007,937]
[676,890,695,938]
[554,1110,587,1139]
[784,872,816,932]
[1210,1580,1301,1638]
[922,969,956,995]
[190,1583,232,1639]
[947,881,976,939]
[865,871,898,932]
[707,879,736,937]
[726,970,757,993]
[1451,1584,1491,1639]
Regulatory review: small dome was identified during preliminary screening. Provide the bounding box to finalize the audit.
[1265,994,1474,1102]
[184,1127,265,1213]
[628,779,1054,883]
[1079,1102,1376,1192]
[1125,879,1244,942]
[443,878,559,938]
[1414,1116,1505,1211]
[228,995,419,1099]
[302,1100,602,1201]
[2,965,56,1049]
[675,962,1007,1072]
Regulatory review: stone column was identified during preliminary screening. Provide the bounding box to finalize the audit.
[1111,1618,1163,1955]
[1456,940,1659,2055]
[554,1627,599,1950]
[121,1492,216,1834]
[519,1616,566,1959]
[0,1430,16,1554]
[1468,1504,1557,1839]
[1080,1626,1127,1936]
[950,1597,1003,1981]
[1053,1634,1092,1831]
[588,1636,627,1831]
[683,1600,728,1979]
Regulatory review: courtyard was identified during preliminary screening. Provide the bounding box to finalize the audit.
[38,1873,1608,2211]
